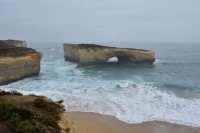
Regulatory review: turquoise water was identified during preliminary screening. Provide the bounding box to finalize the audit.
[1,42,200,127]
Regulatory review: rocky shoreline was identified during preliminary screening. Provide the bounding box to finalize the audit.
[0,40,80,133]
[0,40,156,85]
[5,40,198,133]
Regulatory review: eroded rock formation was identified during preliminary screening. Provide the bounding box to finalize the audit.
[63,44,155,66]
[0,40,42,85]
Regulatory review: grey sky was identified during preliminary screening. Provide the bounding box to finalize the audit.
[0,0,200,43]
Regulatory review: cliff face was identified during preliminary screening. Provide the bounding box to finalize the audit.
[63,44,155,65]
[0,41,42,85]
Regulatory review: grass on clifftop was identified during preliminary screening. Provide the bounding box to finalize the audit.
[0,103,36,133]
[0,44,37,57]
[0,90,69,133]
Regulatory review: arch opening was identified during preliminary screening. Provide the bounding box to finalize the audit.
[117,56,130,62]
[107,56,118,62]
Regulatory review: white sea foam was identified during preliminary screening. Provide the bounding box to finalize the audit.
[108,57,118,62]
[48,48,56,51]
[2,79,200,127]
[62,81,200,127]
[155,59,161,64]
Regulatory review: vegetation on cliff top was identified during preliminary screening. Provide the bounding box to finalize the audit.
[0,90,69,133]
[0,90,23,96]
[78,43,115,49]
[0,103,36,133]
[0,43,38,57]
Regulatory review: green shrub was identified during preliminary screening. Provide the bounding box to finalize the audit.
[0,90,22,96]
[0,103,36,133]
[33,98,48,108]
[6,113,21,130]
[10,90,23,95]
[0,103,17,120]
[16,121,36,133]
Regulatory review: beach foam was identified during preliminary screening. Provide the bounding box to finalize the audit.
[1,70,200,127]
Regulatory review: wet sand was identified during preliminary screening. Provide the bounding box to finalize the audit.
[68,112,200,133]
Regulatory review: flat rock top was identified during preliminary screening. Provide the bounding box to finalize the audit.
[64,43,149,51]
[0,43,38,57]
[78,44,114,49]
[0,40,25,45]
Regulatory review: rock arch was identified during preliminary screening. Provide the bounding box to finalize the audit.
[63,44,155,66]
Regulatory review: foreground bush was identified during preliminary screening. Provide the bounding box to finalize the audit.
[0,103,36,133]
[0,89,22,96]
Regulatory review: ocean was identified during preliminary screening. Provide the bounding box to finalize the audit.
[1,42,200,127]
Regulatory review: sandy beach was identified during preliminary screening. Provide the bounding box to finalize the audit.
[68,112,200,133]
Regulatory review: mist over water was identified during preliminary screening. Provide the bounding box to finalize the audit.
[1,42,200,127]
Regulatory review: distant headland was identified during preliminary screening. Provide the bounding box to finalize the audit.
[0,40,42,85]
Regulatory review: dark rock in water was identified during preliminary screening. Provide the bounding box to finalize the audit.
[63,43,155,66]
[130,84,137,88]
[0,40,42,85]
[116,85,121,89]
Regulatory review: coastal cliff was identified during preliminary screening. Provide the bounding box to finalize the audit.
[0,90,80,133]
[63,44,155,66]
[0,40,42,85]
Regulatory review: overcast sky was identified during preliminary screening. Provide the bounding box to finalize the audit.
[0,0,200,43]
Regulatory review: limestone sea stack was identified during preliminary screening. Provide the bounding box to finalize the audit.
[0,40,42,85]
[63,44,155,66]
